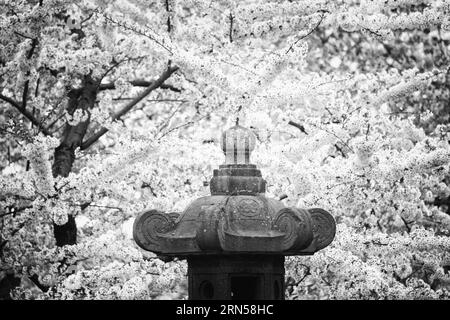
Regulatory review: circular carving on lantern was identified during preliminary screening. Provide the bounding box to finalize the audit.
[272,207,313,250]
[235,198,262,217]
[308,208,336,250]
[133,209,175,252]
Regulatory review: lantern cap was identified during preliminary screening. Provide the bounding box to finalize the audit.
[220,120,256,165]
[211,123,264,195]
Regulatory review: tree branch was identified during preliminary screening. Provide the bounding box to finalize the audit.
[165,0,172,34]
[0,93,21,110]
[293,266,311,286]
[229,12,234,43]
[98,80,181,92]
[286,10,328,54]
[80,66,179,150]
[288,120,308,134]
[334,143,347,158]
[2,35,48,135]
[400,216,413,233]
[22,38,39,109]
[13,31,35,40]
[0,94,51,135]
[100,12,173,54]
[22,81,29,108]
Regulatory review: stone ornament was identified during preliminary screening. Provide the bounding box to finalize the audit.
[133,124,336,257]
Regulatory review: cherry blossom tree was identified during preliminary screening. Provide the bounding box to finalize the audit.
[1,0,449,299]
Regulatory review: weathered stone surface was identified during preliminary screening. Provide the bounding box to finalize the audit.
[272,207,313,251]
[188,255,285,300]
[133,194,335,256]
[132,125,337,300]
[210,164,266,195]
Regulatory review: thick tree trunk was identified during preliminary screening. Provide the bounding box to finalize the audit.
[0,273,21,300]
[52,76,98,246]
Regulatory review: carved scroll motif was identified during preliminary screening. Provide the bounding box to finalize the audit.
[308,208,336,250]
[133,209,177,252]
[272,207,313,251]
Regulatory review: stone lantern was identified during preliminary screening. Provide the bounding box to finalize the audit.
[133,124,336,300]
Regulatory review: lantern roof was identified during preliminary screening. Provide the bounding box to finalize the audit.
[133,124,336,258]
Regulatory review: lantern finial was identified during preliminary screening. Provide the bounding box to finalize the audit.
[220,123,256,165]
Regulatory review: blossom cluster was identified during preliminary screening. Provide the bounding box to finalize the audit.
[1,0,449,301]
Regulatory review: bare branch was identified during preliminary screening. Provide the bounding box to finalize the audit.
[0,205,31,218]
[0,93,51,135]
[229,12,234,43]
[81,11,96,26]
[158,115,205,140]
[157,100,185,133]
[165,0,172,34]
[99,80,181,92]
[0,93,21,110]
[361,26,384,39]
[288,120,308,135]
[13,31,35,40]
[400,216,413,233]
[95,56,148,87]
[220,59,259,76]
[293,266,311,286]
[80,66,179,150]
[22,81,29,108]
[112,98,187,102]
[334,143,347,158]
[22,38,39,109]
[45,111,66,133]
[99,12,173,54]
[3,35,48,136]
[309,122,354,153]
[286,10,328,54]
